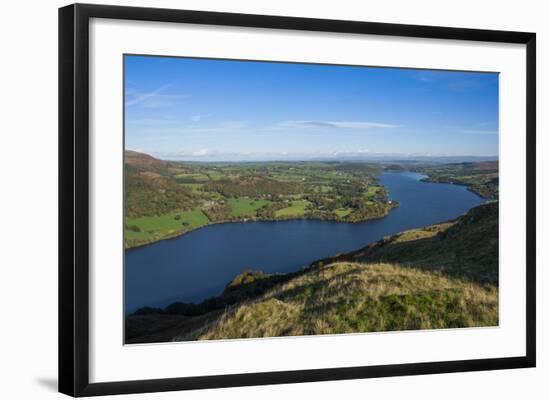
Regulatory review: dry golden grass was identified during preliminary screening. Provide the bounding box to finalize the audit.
[197,262,498,340]
[390,222,454,243]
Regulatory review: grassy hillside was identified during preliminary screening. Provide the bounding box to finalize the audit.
[124,152,204,248]
[414,161,499,199]
[126,150,170,174]
[195,262,497,340]
[315,201,498,284]
[124,169,198,218]
[127,202,499,343]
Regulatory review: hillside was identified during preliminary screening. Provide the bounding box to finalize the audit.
[124,169,197,218]
[125,150,177,175]
[314,201,498,284]
[414,161,499,199]
[124,151,204,247]
[126,202,499,343]
[196,262,497,340]
[125,151,198,219]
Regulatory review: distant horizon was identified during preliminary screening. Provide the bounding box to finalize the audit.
[125,55,499,159]
[127,148,498,164]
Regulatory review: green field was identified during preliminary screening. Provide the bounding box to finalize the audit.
[363,185,381,198]
[334,208,352,217]
[125,208,209,246]
[227,198,270,217]
[274,200,310,218]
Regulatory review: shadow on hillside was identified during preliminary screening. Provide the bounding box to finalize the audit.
[338,203,499,285]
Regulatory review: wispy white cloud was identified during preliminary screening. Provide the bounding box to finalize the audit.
[130,121,250,140]
[461,129,498,135]
[125,85,169,107]
[176,121,249,133]
[189,148,209,156]
[125,84,189,108]
[191,115,207,122]
[126,118,175,125]
[446,79,480,92]
[413,71,491,93]
[131,118,401,141]
[279,120,401,129]
[159,148,220,158]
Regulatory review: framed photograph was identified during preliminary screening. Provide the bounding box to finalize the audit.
[59,3,536,397]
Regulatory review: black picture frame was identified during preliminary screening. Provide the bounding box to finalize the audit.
[59,3,536,397]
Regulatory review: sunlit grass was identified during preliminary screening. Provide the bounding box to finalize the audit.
[275,200,310,218]
[198,262,498,340]
[125,208,209,245]
[334,208,352,217]
[227,198,270,217]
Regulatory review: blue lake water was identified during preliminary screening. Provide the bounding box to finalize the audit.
[125,172,483,313]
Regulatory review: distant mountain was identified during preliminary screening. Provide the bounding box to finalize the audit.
[125,150,175,174]
[153,149,498,164]
[308,155,499,164]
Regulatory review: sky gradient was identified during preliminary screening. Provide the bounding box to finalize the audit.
[124,55,499,161]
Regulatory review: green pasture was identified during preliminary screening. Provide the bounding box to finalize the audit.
[125,208,209,242]
[275,200,310,218]
[363,185,381,198]
[227,198,270,217]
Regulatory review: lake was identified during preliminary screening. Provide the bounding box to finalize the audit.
[125,172,483,313]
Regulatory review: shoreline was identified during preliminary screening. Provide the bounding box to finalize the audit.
[125,203,398,251]
[418,174,495,200]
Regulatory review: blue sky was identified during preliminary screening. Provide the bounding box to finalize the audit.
[125,55,499,161]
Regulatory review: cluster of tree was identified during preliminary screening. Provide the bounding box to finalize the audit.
[384,164,407,172]
[468,182,498,199]
[205,176,301,198]
[305,209,337,220]
[124,167,199,217]
[415,162,499,200]
[303,199,394,222]
[303,193,369,212]
[125,223,141,232]
[255,202,287,219]
[202,204,232,222]
[174,176,204,184]
[345,202,394,222]
[431,174,498,199]
[329,163,380,176]
[303,193,332,209]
